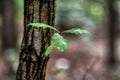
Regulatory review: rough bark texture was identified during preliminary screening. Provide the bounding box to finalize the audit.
[16,0,55,80]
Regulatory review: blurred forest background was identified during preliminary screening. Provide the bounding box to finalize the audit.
[0,0,120,80]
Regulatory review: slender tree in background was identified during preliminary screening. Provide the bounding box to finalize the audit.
[105,0,118,79]
[0,0,16,79]
[107,0,118,66]
[1,0,17,51]
[16,0,55,80]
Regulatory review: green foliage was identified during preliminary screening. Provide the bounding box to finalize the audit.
[63,28,89,34]
[56,0,105,24]
[52,33,68,52]
[14,0,24,20]
[45,33,68,56]
[28,23,59,32]
[45,45,54,56]
[28,23,89,56]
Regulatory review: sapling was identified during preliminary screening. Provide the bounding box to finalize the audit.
[28,23,89,56]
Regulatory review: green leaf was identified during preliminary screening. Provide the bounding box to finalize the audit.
[45,33,69,56]
[28,23,59,32]
[51,33,68,52]
[62,28,89,34]
[45,45,54,56]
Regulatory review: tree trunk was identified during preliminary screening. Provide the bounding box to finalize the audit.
[0,0,16,79]
[16,0,55,80]
[1,0,17,51]
[107,0,117,66]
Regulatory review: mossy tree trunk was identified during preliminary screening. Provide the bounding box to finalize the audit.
[16,0,55,80]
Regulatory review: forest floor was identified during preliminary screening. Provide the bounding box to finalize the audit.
[46,38,120,80]
[0,37,120,80]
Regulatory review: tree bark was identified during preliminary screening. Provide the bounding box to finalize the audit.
[16,0,55,80]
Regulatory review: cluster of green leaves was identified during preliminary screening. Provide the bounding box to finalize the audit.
[28,23,89,56]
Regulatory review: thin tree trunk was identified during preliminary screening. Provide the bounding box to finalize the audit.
[2,0,17,51]
[107,0,118,67]
[0,0,16,79]
[105,0,118,80]
[16,0,55,80]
